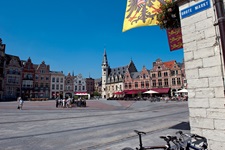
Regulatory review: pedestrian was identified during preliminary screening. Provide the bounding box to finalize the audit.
[62,98,66,108]
[17,97,24,110]
[55,97,59,108]
[67,97,72,108]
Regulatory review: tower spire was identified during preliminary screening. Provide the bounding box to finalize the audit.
[102,48,108,65]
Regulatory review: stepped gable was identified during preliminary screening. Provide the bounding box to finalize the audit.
[5,54,22,67]
[36,61,50,71]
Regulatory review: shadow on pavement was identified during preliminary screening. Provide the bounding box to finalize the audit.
[169,121,190,130]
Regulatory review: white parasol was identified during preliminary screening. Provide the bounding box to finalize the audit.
[144,90,159,94]
[177,89,188,93]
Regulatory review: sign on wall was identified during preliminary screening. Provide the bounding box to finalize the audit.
[180,0,211,19]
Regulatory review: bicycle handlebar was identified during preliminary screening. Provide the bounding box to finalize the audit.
[176,131,207,142]
[191,134,207,142]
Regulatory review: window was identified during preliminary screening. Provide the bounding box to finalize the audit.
[22,80,33,88]
[158,79,162,87]
[56,78,59,83]
[152,74,156,78]
[56,85,59,90]
[158,71,161,77]
[135,82,138,88]
[7,76,19,84]
[60,78,63,83]
[46,77,49,80]
[164,79,168,87]
[177,78,181,85]
[83,86,85,90]
[52,84,55,90]
[125,83,128,89]
[164,72,168,77]
[172,78,176,85]
[171,71,175,76]
[35,82,38,87]
[60,85,63,90]
[52,77,55,82]
[152,80,156,87]
[129,83,132,89]
[45,83,49,87]
[141,81,144,88]
[35,75,38,80]
[7,76,13,83]
[145,81,149,88]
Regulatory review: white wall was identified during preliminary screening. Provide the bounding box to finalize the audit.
[179,0,225,149]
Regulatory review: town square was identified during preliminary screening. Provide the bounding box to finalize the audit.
[1,0,225,149]
[0,100,189,150]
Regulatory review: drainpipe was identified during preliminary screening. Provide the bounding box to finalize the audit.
[214,0,225,69]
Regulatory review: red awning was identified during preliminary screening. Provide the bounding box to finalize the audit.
[124,89,147,95]
[151,88,170,94]
[114,91,124,95]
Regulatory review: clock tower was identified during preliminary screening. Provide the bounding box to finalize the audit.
[101,49,108,99]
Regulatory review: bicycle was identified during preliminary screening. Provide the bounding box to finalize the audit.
[122,130,177,150]
[175,131,208,150]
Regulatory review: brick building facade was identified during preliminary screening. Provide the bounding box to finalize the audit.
[21,57,35,100]
[86,77,95,95]
[102,50,186,98]
[50,71,64,99]
[0,39,5,100]
[33,61,50,98]
[4,54,22,100]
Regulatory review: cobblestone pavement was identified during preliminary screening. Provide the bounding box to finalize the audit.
[0,100,189,150]
[0,99,136,111]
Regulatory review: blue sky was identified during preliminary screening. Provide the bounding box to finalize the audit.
[0,0,184,79]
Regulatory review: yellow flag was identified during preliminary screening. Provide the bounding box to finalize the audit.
[122,0,164,32]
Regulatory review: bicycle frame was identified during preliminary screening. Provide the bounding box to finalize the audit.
[134,130,171,150]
